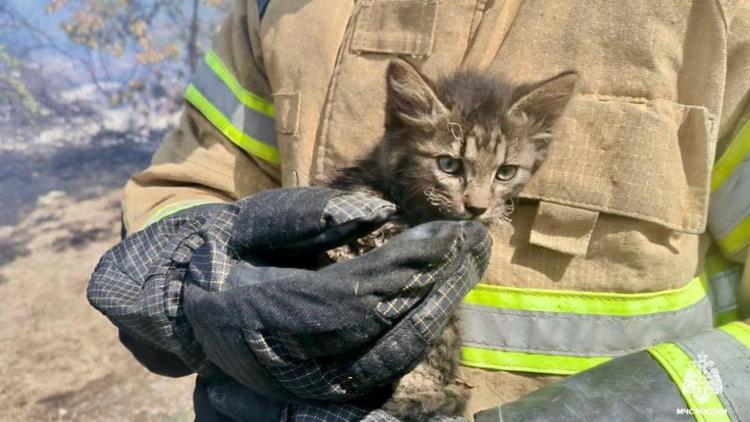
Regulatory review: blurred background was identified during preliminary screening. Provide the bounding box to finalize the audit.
[0,1,229,420]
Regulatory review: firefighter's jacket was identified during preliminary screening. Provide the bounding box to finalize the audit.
[123,0,750,417]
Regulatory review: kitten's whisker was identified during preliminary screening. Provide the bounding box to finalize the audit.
[424,187,452,211]
[504,197,516,217]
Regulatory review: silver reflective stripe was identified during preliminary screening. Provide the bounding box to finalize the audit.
[708,158,750,239]
[678,329,750,421]
[457,297,713,357]
[191,59,277,148]
[708,266,742,315]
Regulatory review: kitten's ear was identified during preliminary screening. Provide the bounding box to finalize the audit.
[509,71,578,168]
[386,59,447,130]
[508,71,579,129]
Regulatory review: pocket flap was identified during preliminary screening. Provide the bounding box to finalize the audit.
[520,96,715,234]
[529,201,600,257]
[351,0,438,56]
[273,92,301,135]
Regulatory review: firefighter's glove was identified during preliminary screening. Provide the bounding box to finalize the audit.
[88,187,492,404]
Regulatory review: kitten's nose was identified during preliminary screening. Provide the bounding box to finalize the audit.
[465,188,489,218]
[465,206,487,218]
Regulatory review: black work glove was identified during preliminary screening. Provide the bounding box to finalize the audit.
[88,187,491,408]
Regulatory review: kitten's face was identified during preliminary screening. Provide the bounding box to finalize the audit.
[391,120,542,224]
[380,60,578,226]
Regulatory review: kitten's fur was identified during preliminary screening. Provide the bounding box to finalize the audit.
[326,59,578,421]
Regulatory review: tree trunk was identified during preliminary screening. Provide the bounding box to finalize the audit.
[187,0,200,72]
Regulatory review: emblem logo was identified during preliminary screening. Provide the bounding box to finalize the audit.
[681,351,723,404]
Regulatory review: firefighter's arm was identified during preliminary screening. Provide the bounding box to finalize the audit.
[115,0,278,376]
[123,0,279,233]
[474,322,750,421]
[715,109,750,318]
[709,2,750,317]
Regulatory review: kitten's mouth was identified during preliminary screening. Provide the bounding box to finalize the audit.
[478,214,512,227]
[470,200,515,226]
[400,197,515,226]
[400,206,510,226]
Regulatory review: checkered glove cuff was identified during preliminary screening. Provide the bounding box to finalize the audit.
[87,204,232,375]
[88,188,393,377]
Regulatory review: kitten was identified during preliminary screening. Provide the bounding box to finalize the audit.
[326,59,578,421]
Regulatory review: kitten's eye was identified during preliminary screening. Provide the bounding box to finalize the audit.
[496,165,518,181]
[437,156,462,174]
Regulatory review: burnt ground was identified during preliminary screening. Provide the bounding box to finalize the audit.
[0,133,196,421]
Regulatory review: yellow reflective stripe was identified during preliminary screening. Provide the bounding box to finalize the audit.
[186,84,281,165]
[459,262,734,376]
[717,214,750,257]
[144,199,224,228]
[460,347,611,375]
[648,343,729,422]
[709,120,750,256]
[719,321,750,351]
[203,49,275,118]
[463,274,708,316]
[712,117,750,193]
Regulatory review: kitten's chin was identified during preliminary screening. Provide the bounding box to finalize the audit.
[474,207,515,227]
[401,203,514,227]
[479,215,512,227]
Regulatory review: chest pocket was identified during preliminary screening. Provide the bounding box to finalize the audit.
[483,0,727,242]
[350,0,439,56]
[521,96,715,234]
[314,0,477,176]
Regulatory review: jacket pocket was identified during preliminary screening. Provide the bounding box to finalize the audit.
[521,95,715,234]
[350,0,438,56]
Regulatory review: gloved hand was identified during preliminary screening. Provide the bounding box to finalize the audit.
[88,187,491,411]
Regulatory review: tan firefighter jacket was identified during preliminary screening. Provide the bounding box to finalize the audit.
[123,0,750,417]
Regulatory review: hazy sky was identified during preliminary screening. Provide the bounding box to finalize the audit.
[3,0,71,46]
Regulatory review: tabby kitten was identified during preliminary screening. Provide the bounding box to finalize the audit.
[327,59,578,421]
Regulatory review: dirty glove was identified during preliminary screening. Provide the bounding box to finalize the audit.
[88,187,492,407]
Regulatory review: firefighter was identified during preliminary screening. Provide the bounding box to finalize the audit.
[89,1,750,420]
